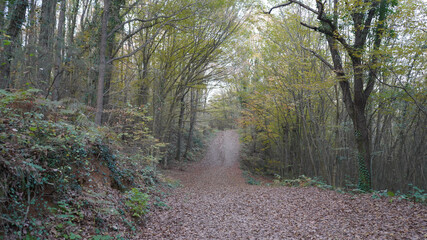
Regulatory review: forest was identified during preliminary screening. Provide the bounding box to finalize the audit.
[0,0,426,238]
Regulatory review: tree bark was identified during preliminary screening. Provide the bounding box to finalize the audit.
[95,0,110,125]
[183,89,199,160]
[0,0,6,31]
[0,0,28,89]
[175,94,186,161]
[52,0,66,100]
[67,0,80,47]
[102,0,124,123]
[37,0,57,94]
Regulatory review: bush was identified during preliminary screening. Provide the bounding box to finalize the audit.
[0,89,136,235]
[273,175,333,189]
[242,171,261,185]
[0,89,171,237]
[125,188,150,218]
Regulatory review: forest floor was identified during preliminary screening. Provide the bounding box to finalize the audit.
[140,130,427,239]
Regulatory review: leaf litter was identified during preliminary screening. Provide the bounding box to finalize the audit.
[140,130,426,239]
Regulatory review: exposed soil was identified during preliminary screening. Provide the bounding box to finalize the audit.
[140,130,427,239]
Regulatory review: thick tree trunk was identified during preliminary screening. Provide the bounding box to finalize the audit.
[352,104,372,191]
[38,0,56,94]
[0,0,28,89]
[325,35,372,191]
[351,56,372,191]
[95,0,110,125]
[102,0,124,123]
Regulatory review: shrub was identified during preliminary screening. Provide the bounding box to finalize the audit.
[125,188,150,218]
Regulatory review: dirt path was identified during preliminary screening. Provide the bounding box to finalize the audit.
[141,130,427,239]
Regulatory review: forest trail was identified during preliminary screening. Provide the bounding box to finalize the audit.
[140,130,426,239]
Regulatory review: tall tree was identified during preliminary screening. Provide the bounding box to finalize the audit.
[95,0,111,125]
[265,0,393,191]
[38,0,57,95]
[51,0,67,100]
[0,0,28,89]
[102,0,125,122]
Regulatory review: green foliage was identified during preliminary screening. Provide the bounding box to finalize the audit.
[65,232,82,239]
[242,171,261,185]
[91,235,114,240]
[140,166,159,186]
[371,185,426,204]
[274,175,333,190]
[125,188,150,218]
[357,153,372,192]
[153,196,170,210]
[207,90,241,130]
[407,185,427,203]
[0,89,165,236]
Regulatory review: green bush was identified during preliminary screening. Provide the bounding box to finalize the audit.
[273,175,333,189]
[125,188,150,218]
[372,185,427,204]
[0,89,129,235]
[242,171,261,185]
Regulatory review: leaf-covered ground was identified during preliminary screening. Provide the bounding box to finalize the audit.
[140,130,427,239]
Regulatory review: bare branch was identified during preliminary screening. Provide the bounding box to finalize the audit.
[263,2,293,14]
[107,27,162,64]
[300,45,334,70]
[264,0,319,14]
[119,0,141,19]
[108,16,173,38]
[108,4,194,38]
[300,21,321,32]
[300,21,354,55]
[376,78,427,116]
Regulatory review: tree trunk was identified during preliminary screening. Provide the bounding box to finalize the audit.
[37,0,57,94]
[325,35,372,191]
[0,0,6,31]
[52,0,66,100]
[183,89,199,160]
[95,0,110,125]
[352,103,372,191]
[24,0,36,87]
[67,0,80,47]
[0,0,28,89]
[102,0,124,123]
[175,93,186,161]
[137,51,150,106]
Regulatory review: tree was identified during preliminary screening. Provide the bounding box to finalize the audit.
[95,0,110,125]
[0,0,28,89]
[265,0,394,191]
[38,0,57,94]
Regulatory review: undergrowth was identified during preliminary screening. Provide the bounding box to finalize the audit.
[242,171,261,185]
[0,89,171,238]
[272,174,427,204]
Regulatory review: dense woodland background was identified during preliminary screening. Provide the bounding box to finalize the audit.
[1,0,247,162]
[0,0,426,237]
[210,0,426,192]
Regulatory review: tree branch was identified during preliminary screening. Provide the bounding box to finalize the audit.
[264,0,319,15]
[108,4,193,38]
[107,26,163,64]
[300,45,334,70]
[263,2,293,14]
[377,77,427,116]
